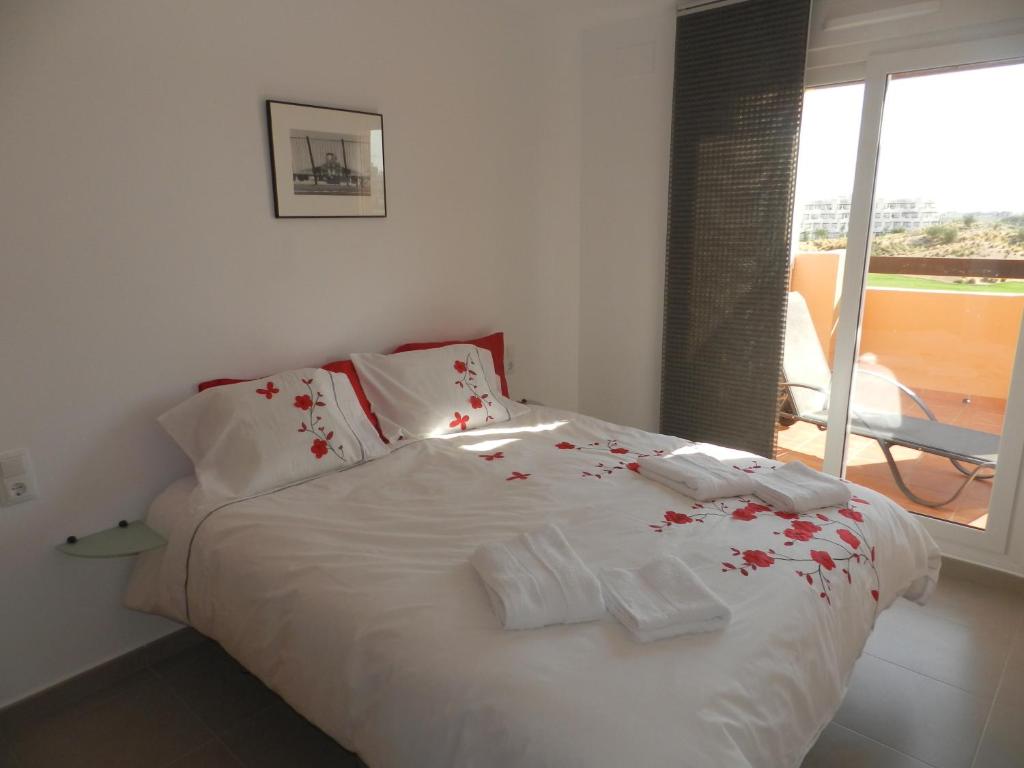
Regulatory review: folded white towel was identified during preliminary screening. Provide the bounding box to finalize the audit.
[637,452,756,501]
[752,461,851,513]
[599,556,732,643]
[470,524,605,630]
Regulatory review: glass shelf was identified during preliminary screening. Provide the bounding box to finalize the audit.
[57,521,166,558]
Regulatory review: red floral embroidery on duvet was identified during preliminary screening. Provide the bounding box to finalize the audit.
[663,511,694,525]
[256,381,280,399]
[731,501,771,521]
[719,499,880,607]
[742,550,774,568]
[558,439,665,480]
[647,489,880,608]
[837,528,860,549]
[450,412,470,431]
[480,452,504,461]
[648,498,771,532]
[506,471,530,481]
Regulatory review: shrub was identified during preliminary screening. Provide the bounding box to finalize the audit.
[925,225,959,244]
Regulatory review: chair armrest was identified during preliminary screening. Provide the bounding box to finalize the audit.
[855,369,937,422]
[781,381,828,395]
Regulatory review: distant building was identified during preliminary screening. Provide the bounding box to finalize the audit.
[798,197,941,239]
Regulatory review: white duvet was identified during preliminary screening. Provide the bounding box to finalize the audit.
[126,406,940,768]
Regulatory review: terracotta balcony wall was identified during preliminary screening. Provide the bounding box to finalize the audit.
[789,251,1024,400]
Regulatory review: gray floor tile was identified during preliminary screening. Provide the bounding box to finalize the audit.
[0,735,20,768]
[1008,627,1024,668]
[0,669,158,743]
[10,670,212,768]
[972,689,1024,768]
[834,654,989,768]
[220,699,362,768]
[991,655,1024,716]
[0,631,209,746]
[801,722,932,768]
[0,661,152,741]
[153,642,280,735]
[864,601,1014,696]
[164,739,244,767]
[913,577,1024,634]
[139,628,211,668]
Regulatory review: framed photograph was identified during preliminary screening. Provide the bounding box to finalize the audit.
[266,100,386,218]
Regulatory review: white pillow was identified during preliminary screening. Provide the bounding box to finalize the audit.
[159,367,387,510]
[352,345,527,442]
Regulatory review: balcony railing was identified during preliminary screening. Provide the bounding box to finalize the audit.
[870,256,1024,279]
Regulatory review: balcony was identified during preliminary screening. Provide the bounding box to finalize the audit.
[777,251,1023,528]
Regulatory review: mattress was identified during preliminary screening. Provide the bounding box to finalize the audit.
[125,405,940,768]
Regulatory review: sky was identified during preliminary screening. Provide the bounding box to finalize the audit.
[793,61,1024,214]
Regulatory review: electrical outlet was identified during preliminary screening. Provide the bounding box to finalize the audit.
[0,449,38,506]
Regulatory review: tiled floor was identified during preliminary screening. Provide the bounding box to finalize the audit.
[777,388,1005,529]
[1,568,1021,767]
[0,636,364,768]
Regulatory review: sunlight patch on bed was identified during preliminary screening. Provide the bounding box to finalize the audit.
[667,443,753,461]
[459,438,520,452]
[430,421,568,440]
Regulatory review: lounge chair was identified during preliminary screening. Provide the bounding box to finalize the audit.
[781,291,998,508]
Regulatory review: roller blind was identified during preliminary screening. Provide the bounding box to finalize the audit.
[661,0,810,457]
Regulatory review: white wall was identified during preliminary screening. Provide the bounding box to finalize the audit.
[578,6,675,432]
[0,0,581,706]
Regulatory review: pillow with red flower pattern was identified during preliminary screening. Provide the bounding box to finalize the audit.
[351,345,527,443]
[391,331,509,397]
[159,368,388,511]
[195,360,384,442]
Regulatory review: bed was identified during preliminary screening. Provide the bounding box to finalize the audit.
[125,404,940,768]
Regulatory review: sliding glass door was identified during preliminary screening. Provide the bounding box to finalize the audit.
[778,35,1024,551]
[777,83,863,475]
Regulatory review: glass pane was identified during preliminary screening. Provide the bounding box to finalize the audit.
[777,83,864,471]
[851,61,1024,529]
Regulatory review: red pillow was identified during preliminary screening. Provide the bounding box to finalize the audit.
[196,377,248,392]
[320,359,383,440]
[196,361,384,440]
[391,331,509,397]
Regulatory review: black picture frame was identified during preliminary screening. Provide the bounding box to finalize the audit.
[266,100,387,219]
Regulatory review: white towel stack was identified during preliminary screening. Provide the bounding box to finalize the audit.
[752,461,851,513]
[637,452,757,501]
[470,524,605,630]
[599,556,732,643]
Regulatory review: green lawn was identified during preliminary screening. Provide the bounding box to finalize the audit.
[866,273,1024,294]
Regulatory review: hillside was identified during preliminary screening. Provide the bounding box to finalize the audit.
[801,217,1024,260]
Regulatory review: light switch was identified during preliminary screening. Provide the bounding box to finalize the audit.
[0,453,26,477]
[0,449,38,506]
